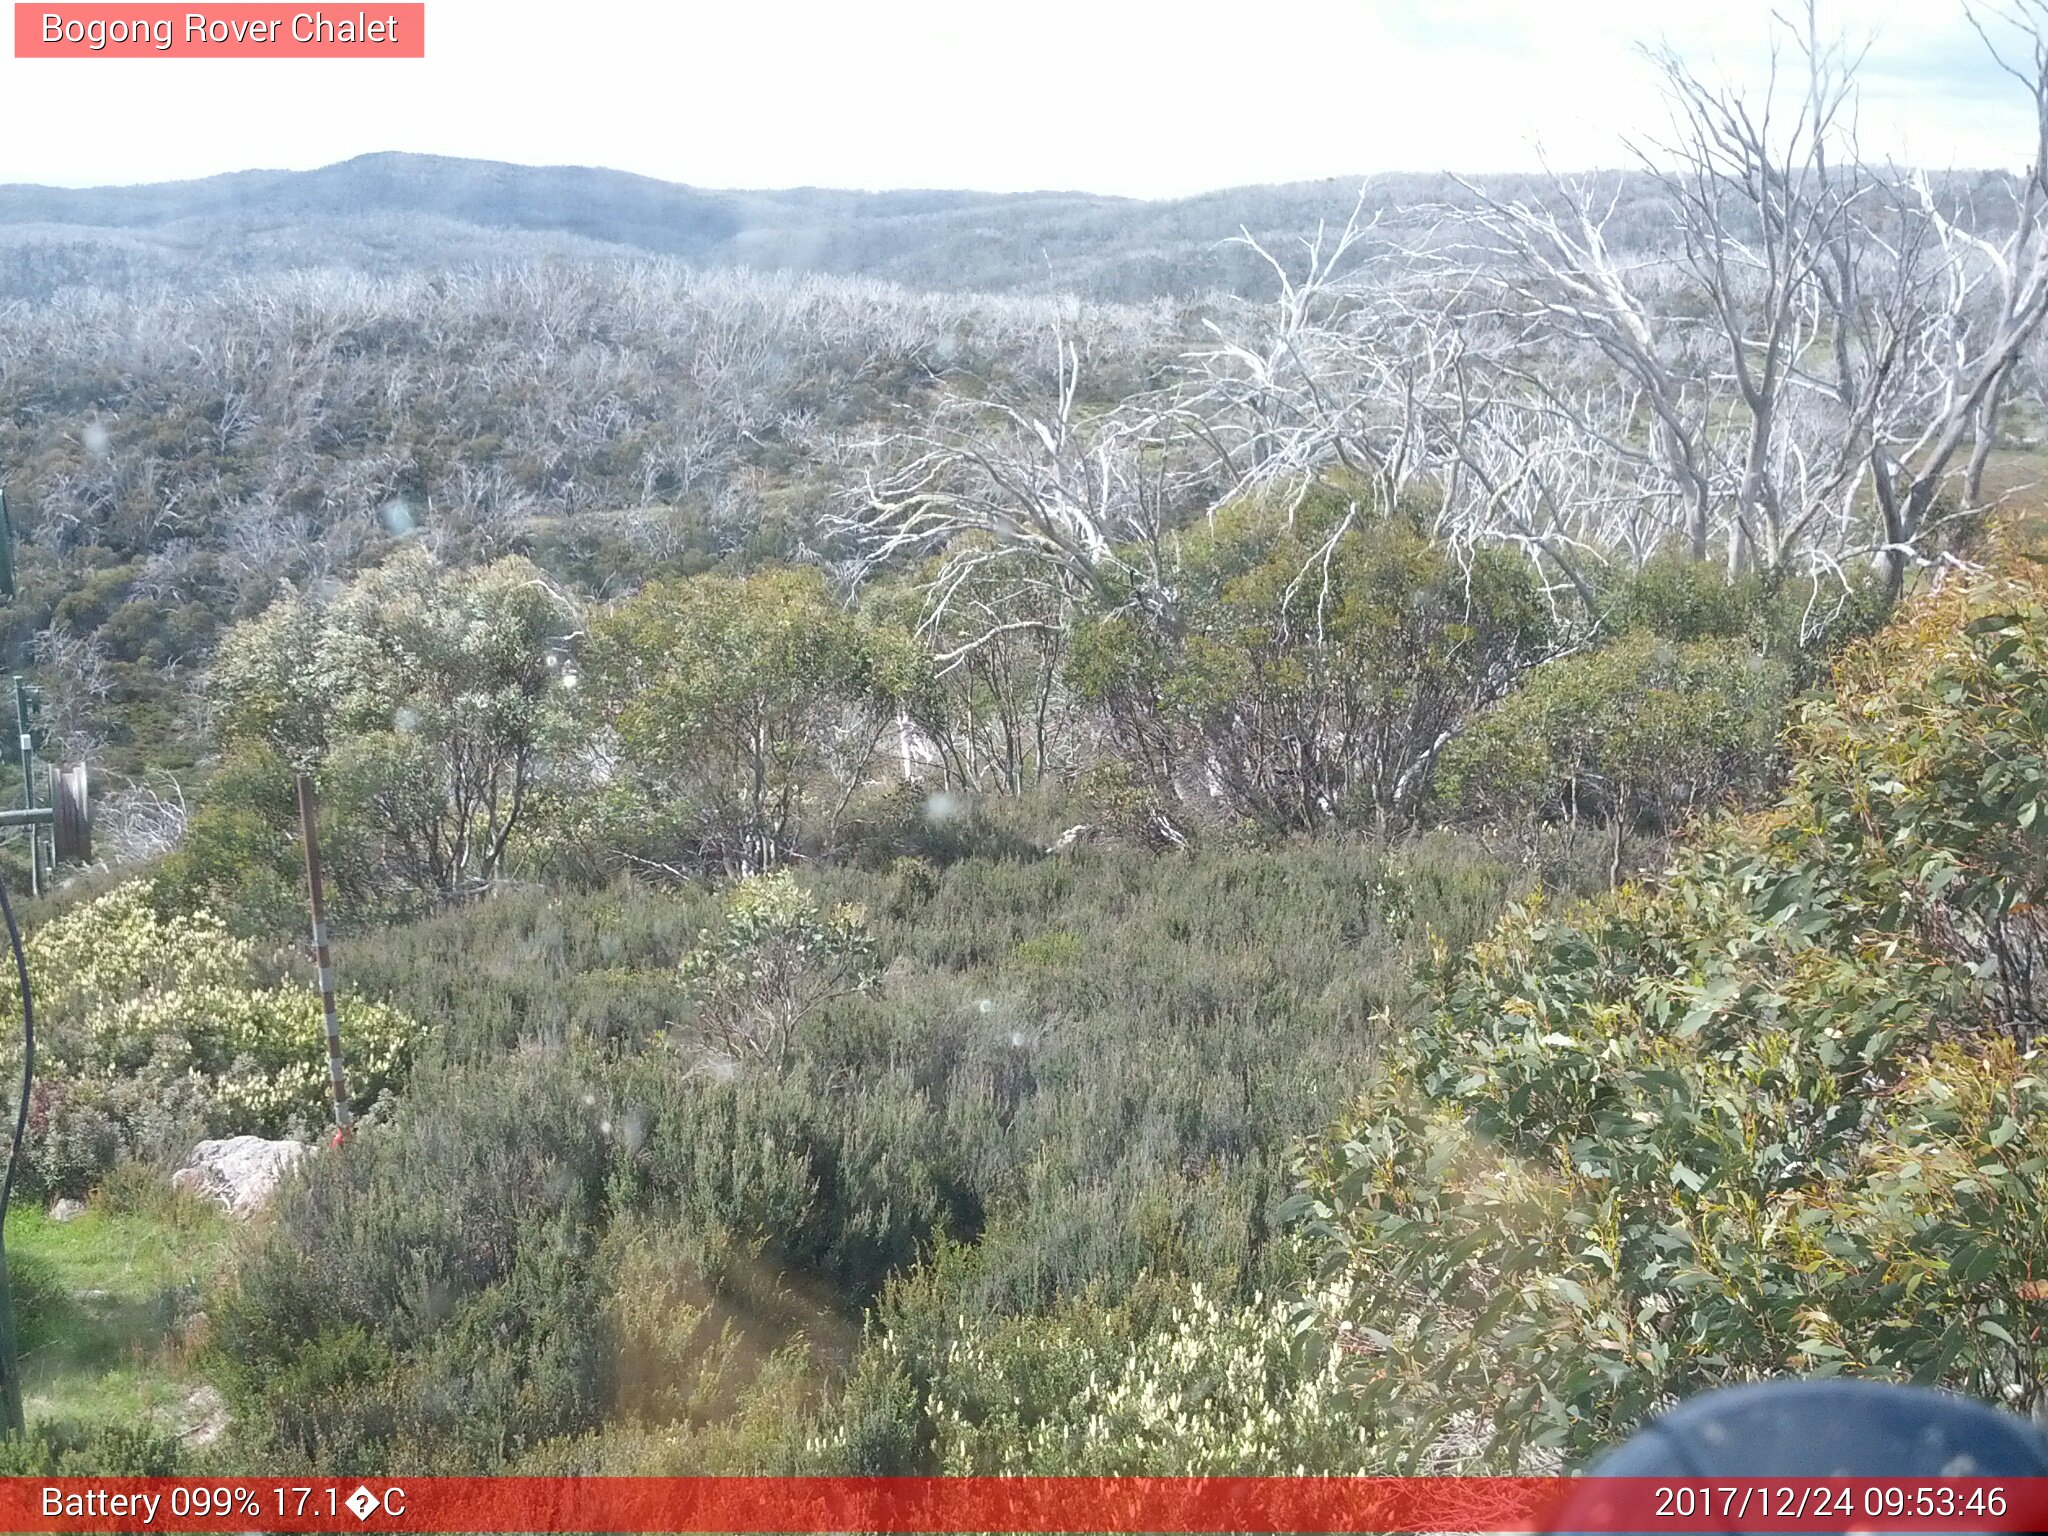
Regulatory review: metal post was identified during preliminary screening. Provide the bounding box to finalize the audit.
[12,682,32,901]
[295,775,353,1136]
[0,1251,22,1439]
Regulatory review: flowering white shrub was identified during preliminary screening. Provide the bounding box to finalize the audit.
[818,1277,1383,1475]
[0,883,422,1193]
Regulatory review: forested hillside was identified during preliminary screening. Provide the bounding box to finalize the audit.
[0,263,1198,793]
[4,3,2048,1477]
[0,155,1531,300]
[2,152,2033,303]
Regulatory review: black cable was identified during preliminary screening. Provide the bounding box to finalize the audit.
[0,871,30,1226]
[0,870,31,1437]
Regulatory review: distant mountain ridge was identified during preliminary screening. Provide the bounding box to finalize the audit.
[0,151,1467,300]
[1,155,746,253]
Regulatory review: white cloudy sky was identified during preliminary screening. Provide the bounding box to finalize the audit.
[0,0,2039,194]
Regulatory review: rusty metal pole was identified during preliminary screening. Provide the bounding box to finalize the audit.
[295,774,353,1138]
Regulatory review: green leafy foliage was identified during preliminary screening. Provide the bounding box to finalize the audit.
[677,873,880,1069]
[1598,552,1890,679]
[1068,494,1552,829]
[208,831,1547,1473]
[208,1050,618,1472]
[817,1253,1371,1474]
[154,743,313,938]
[585,568,915,874]
[868,558,1078,796]
[1439,635,1793,833]
[205,546,577,915]
[0,1420,183,1475]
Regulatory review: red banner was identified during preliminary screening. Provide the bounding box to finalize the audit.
[3,1476,2048,1532]
[14,5,424,57]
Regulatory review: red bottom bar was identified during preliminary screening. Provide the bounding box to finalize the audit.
[4,1476,2047,1533]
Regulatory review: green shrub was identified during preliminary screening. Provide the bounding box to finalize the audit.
[814,1242,1375,1474]
[1439,635,1793,835]
[0,1420,182,1475]
[585,568,916,875]
[1067,493,1553,830]
[676,873,879,1070]
[209,1050,615,1472]
[152,742,309,938]
[6,1246,71,1357]
[1599,552,1890,681]
[205,547,578,916]
[812,527,2048,1479]
[1599,553,1768,642]
[211,826,1549,1473]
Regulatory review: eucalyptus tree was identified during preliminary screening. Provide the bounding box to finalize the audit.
[837,329,1206,642]
[208,545,580,907]
[584,567,916,876]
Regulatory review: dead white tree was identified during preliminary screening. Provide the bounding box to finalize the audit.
[1171,200,1479,522]
[29,630,114,763]
[1456,1,2048,594]
[836,327,1195,648]
[95,774,190,864]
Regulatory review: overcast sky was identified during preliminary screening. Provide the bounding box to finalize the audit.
[1,0,2039,196]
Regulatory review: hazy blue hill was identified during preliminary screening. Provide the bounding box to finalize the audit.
[0,153,742,255]
[0,152,1469,298]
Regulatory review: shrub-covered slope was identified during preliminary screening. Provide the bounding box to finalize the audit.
[201,833,1541,1473]
[1286,526,2048,1465]
[813,524,2048,1475]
